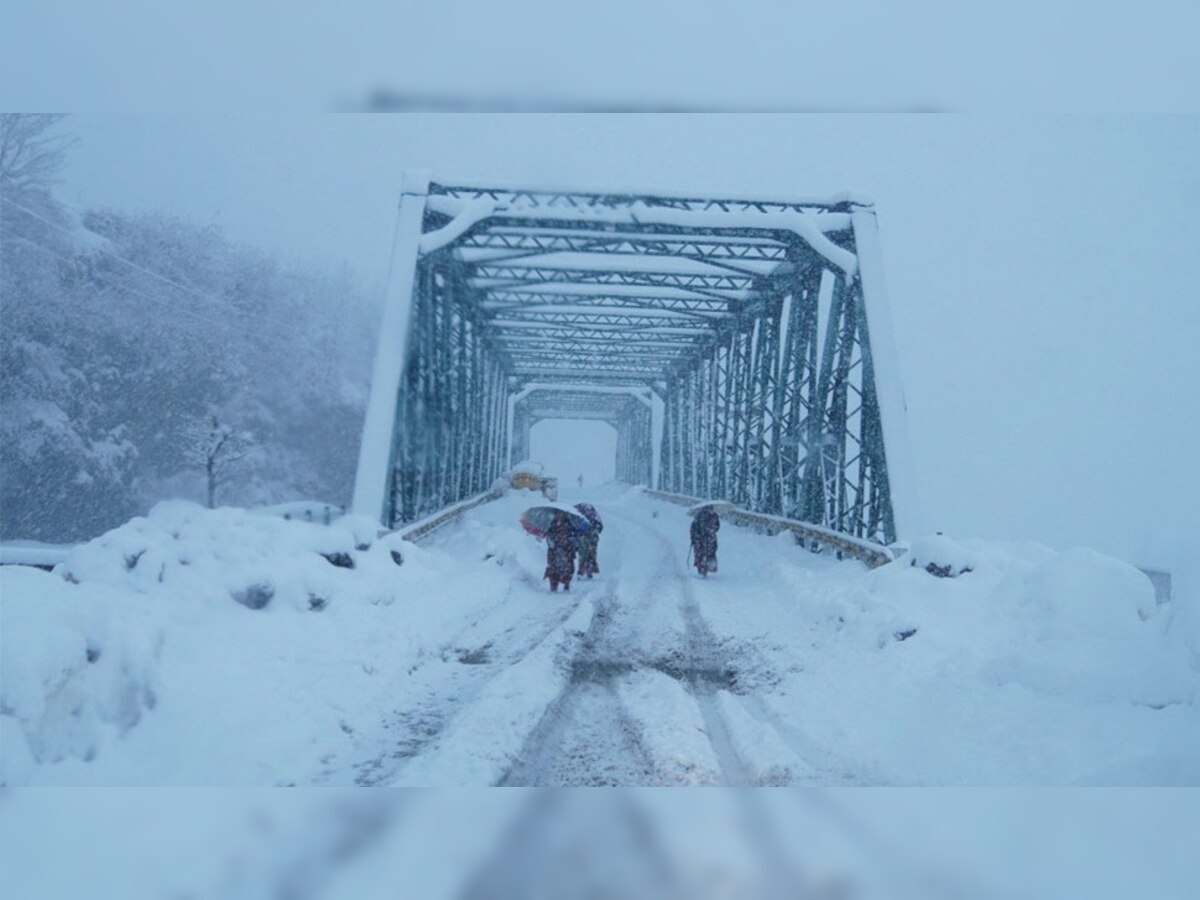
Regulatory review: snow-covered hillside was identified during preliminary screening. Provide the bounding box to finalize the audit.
[2,486,1197,785]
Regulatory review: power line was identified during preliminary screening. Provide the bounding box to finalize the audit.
[2,196,367,359]
[3,231,318,361]
[5,232,248,337]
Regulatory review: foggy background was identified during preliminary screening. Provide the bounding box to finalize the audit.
[4,2,1200,112]
[530,419,617,488]
[48,114,1200,603]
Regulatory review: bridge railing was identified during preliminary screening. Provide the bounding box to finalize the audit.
[643,489,895,569]
[397,490,501,544]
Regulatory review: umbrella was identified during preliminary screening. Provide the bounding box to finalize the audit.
[574,502,602,526]
[520,504,592,538]
[687,500,736,517]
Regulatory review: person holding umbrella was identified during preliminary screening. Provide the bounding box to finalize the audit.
[520,503,592,592]
[544,510,578,592]
[574,502,603,579]
[689,502,729,577]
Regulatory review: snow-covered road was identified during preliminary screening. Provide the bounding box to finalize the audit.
[4,483,1197,786]
[335,486,799,786]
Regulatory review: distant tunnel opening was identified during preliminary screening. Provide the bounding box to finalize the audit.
[529,419,617,487]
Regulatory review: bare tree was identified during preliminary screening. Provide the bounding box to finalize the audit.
[1,114,77,239]
[0,114,74,193]
[186,414,254,508]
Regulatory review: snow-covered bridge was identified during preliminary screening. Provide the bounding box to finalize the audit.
[5,177,1194,791]
[352,175,918,548]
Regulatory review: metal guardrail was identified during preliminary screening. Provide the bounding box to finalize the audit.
[643,488,895,568]
[396,490,501,544]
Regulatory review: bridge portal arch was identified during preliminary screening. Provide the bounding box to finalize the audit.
[510,386,653,486]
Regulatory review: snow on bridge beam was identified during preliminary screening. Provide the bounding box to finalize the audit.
[510,361,668,376]
[485,313,728,332]
[497,332,703,347]
[427,179,868,214]
[502,350,695,367]
[509,384,654,405]
[467,266,757,293]
[481,302,728,323]
[487,322,718,340]
[480,290,735,314]
[460,249,778,278]
[455,229,790,262]
[510,367,680,383]
[504,353,692,370]
[510,389,641,424]
[425,194,856,277]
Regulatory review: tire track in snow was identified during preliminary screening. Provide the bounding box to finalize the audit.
[622,500,851,789]
[623,511,751,787]
[313,574,592,786]
[500,527,662,785]
[501,504,753,786]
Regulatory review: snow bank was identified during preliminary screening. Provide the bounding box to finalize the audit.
[905,533,977,577]
[0,500,509,785]
[251,500,344,525]
[674,484,1200,785]
[867,540,1193,710]
[54,500,404,614]
[1,567,160,775]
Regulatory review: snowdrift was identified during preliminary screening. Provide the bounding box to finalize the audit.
[0,499,540,785]
[690,516,1200,786]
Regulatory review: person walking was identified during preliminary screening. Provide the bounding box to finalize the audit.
[544,510,578,592]
[690,506,721,577]
[574,502,603,579]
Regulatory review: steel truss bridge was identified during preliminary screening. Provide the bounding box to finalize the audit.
[353,174,918,546]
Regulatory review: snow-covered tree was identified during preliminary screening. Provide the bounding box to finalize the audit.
[2,129,380,541]
[184,414,254,508]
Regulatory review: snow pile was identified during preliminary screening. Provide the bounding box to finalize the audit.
[904,533,976,577]
[0,500,504,785]
[1,567,160,775]
[680,496,1200,784]
[251,501,344,525]
[867,542,1192,710]
[53,500,408,614]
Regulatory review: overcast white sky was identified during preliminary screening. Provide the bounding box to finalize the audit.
[57,114,1200,593]
[6,2,1200,112]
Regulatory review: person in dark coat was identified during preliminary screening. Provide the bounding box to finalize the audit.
[690,507,721,576]
[544,511,578,592]
[574,503,603,578]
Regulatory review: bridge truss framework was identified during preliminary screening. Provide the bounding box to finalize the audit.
[353,174,918,545]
